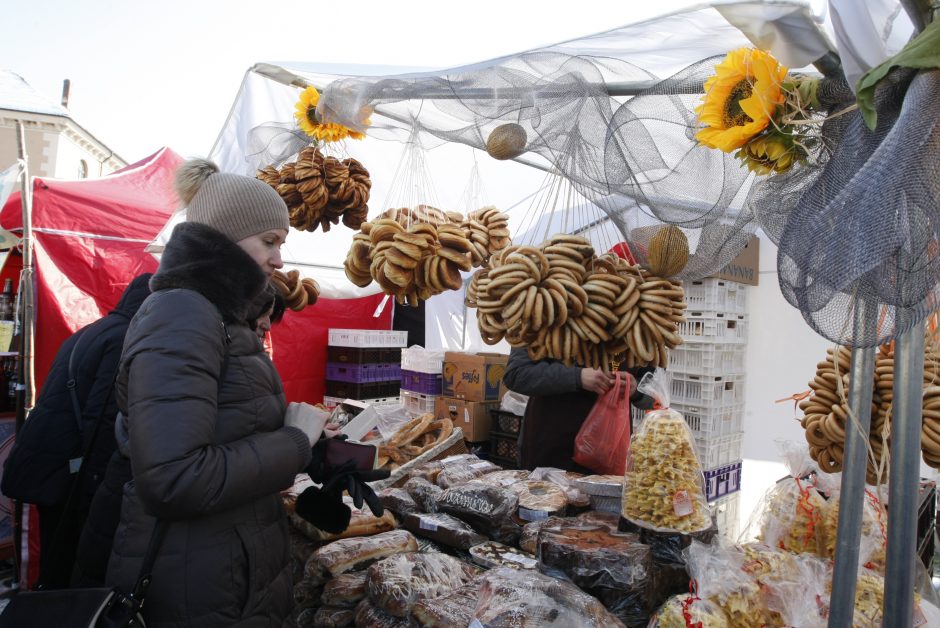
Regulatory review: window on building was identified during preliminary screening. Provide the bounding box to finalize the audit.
[77,159,88,179]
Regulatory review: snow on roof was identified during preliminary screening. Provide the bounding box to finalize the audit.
[0,70,69,117]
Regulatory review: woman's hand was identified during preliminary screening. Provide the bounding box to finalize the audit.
[580,368,615,394]
[285,402,329,446]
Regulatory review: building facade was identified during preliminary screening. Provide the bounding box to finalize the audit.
[0,71,126,180]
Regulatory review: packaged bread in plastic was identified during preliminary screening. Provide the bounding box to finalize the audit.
[519,516,568,554]
[378,487,419,516]
[474,469,531,488]
[649,594,730,627]
[437,481,522,544]
[401,511,487,549]
[293,578,321,611]
[509,479,568,522]
[529,467,592,511]
[820,487,887,570]
[621,371,712,534]
[757,550,828,628]
[752,442,829,554]
[309,529,419,576]
[469,541,538,570]
[406,453,478,484]
[684,540,782,627]
[291,495,397,542]
[404,476,443,513]
[436,459,502,488]
[366,551,479,618]
[320,570,369,608]
[536,521,651,626]
[307,606,354,628]
[411,582,482,627]
[353,597,411,627]
[471,567,626,627]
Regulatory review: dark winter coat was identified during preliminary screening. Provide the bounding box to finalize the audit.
[105,222,311,628]
[0,273,151,509]
[503,347,654,471]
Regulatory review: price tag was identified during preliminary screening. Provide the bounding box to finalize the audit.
[464,408,471,424]
[518,507,549,522]
[418,516,439,532]
[673,490,693,517]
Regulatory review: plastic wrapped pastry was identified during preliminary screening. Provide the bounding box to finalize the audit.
[401,511,487,550]
[469,541,538,570]
[309,529,418,576]
[377,487,419,516]
[366,551,479,617]
[471,567,626,627]
[754,444,828,554]
[621,370,710,534]
[320,571,368,608]
[411,583,481,627]
[509,480,568,522]
[649,594,730,627]
[820,488,887,570]
[436,481,522,544]
[404,476,443,513]
[436,460,502,488]
[353,597,411,627]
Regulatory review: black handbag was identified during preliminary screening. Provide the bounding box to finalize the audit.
[0,518,166,627]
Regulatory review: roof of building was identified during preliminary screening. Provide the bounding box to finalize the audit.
[0,70,69,117]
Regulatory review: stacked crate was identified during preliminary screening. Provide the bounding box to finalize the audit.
[399,347,444,416]
[672,278,748,540]
[324,329,407,407]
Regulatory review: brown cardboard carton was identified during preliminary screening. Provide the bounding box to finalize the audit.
[442,352,509,401]
[710,235,759,286]
[435,396,496,442]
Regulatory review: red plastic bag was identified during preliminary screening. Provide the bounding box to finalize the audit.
[572,372,632,474]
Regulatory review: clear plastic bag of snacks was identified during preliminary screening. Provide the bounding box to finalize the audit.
[620,370,711,534]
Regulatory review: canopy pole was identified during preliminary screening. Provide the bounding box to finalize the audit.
[827,300,876,627]
[884,322,925,625]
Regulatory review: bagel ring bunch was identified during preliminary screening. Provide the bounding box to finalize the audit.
[343,207,512,306]
[799,340,940,482]
[271,269,320,311]
[256,145,371,233]
[461,206,512,266]
[469,234,686,370]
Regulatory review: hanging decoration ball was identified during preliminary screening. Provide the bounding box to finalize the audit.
[647,225,689,278]
[486,123,527,160]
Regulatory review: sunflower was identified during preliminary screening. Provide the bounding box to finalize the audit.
[294,86,367,143]
[737,134,797,175]
[695,48,788,152]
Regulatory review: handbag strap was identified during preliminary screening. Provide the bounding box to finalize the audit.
[65,330,90,473]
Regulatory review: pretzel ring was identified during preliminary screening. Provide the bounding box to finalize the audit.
[388,412,434,447]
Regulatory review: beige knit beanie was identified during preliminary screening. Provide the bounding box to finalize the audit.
[174,158,289,242]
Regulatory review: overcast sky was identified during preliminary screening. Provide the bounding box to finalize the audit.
[2,0,699,163]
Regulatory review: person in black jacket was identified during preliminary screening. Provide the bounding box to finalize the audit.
[0,272,151,588]
[502,346,655,472]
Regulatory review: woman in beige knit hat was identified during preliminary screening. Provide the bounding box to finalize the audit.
[103,159,328,627]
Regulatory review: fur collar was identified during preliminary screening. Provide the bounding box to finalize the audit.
[150,222,267,323]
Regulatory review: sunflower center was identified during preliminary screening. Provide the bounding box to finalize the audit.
[722,79,754,128]
[305,106,320,125]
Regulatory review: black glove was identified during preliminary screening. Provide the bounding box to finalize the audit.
[305,434,350,484]
[294,485,352,534]
[322,461,391,518]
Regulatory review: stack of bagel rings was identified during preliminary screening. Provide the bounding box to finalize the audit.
[271,269,320,312]
[467,234,686,370]
[800,339,940,482]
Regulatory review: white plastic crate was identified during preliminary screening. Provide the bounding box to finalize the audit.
[694,432,743,469]
[703,461,742,501]
[323,395,400,408]
[671,372,744,406]
[328,328,408,348]
[684,278,747,314]
[669,343,746,377]
[679,312,748,344]
[400,389,439,416]
[709,492,741,541]
[673,402,744,439]
[400,346,445,374]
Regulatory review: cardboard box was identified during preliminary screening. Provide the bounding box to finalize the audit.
[442,352,509,401]
[435,396,496,442]
[710,235,759,286]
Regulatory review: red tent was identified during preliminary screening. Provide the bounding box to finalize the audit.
[0,147,391,401]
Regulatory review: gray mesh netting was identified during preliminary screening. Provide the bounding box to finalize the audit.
[770,68,940,346]
[248,47,940,346]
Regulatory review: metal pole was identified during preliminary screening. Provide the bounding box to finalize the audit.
[828,301,876,627]
[884,323,925,625]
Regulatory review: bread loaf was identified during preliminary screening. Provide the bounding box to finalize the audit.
[575,510,620,529]
[437,481,522,544]
[510,480,568,522]
[472,567,627,627]
[353,597,411,627]
[378,487,419,516]
[310,529,419,576]
[518,516,568,554]
[411,584,481,627]
[293,578,322,610]
[474,469,531,488]
[404,477,443,513]
[436,460,502,488]
[308,606,355,628]
[401,512,487,550]
[291,498,397,543]
[469,541,538,570]
[366,551,479,618]
[320,571,368,608]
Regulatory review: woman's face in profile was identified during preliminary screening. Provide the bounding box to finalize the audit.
[238,229,288,276]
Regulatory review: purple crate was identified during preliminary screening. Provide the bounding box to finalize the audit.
[400,369,443,395]
[326,362,375,383]
[703,461,742,502]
